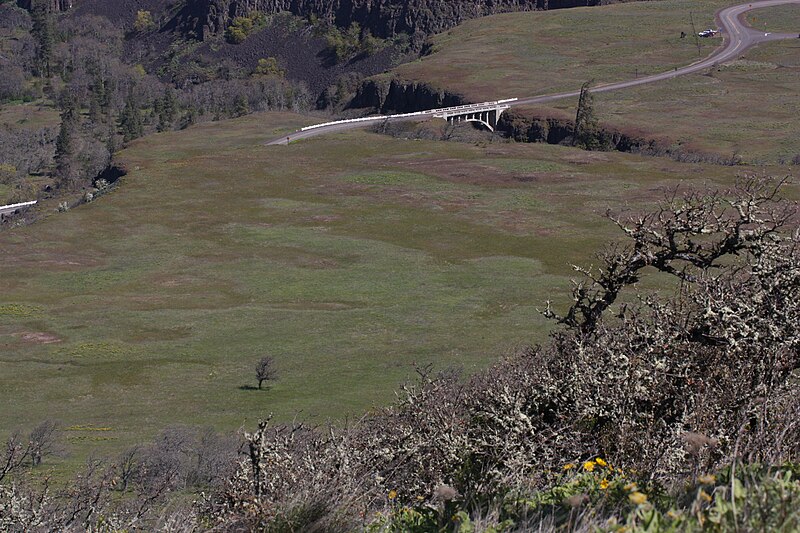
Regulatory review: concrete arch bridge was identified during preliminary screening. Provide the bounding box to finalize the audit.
[431,100,516,131]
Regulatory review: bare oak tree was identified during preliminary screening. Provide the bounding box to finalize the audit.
[545,176,794,334]
[255,356,277,389]
[29,420,60,467]
[1,432,30,483]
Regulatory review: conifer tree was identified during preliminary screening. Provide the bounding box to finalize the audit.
[158,87,177,132]
[119,89,143,142]
[181,105,197,129]
[55,91,78,188]
[572,80,599,150]
[105,118,118,155]
[88,74,107,125]
[233,94,249,117]
[30,0,54,78]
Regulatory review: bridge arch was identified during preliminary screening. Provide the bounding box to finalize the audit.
[463,118,495,131]
[432,100,515,132]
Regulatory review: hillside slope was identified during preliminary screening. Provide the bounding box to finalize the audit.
[192,0,610,41]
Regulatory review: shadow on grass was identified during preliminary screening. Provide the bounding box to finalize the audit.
[239,385,261,391]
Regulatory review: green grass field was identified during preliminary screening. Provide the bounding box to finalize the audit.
[395,0,729,97]
[0,102,59,131]
[0,111,776,473]
[393,0,800,162]
[589,39,800,162]
[747,3,800,33]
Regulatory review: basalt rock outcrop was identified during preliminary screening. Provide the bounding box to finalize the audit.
[16,0,73,12]
[349,77,463,113]
[498,109,650,151]
[190,0,610,41]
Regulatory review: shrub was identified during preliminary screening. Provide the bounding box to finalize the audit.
[201,177,800,530]
[253,57,285,78]
[133,10,155,33]
[225,14,264,44]
[0,64,25,102]
[323,23,384,64]
[0,163,17,184]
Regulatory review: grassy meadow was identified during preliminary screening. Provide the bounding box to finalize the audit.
[747,3,800,33]
[393,0,800,162]
[0,102,59,131]
[0,111,779,473]
[395,0,729,97]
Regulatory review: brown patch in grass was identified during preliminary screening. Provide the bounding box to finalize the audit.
[512,172,575,184]
[386,157,516,186]
[562,152,613,165]
[310,215,342,223]
[18,332,62,344]
[269,301,363,311]
[156,276,200,288]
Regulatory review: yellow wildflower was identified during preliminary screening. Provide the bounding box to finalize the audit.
[667,510,682,520]
[628,491,648,505]
[583,460,596,472]
[595,457,608,467]
[699,490,712,503]
[563,463,576,471]
[698,474,716,485]
[388,490,398,500]
[600,478,610,490]
[623,482,638,492]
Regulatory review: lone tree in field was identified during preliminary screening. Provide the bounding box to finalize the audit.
[573,79,599,150]
[255,356,277,389]
[29,420,61,466]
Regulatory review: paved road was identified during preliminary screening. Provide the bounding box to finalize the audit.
[269,0,800,146]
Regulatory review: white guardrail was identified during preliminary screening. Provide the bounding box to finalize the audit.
[299,98,518,132]
[0,200,37,215]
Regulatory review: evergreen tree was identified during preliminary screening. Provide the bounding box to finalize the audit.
[233,94,249,117]
[88,85,102,124]
[88,73,108,125]
[181,105,197,130]
[157,87,177,132]
[101,77,115,116]
[55,91,78,188]
[30,0,54,78]
[573,80,600,150]
[119,89,143,143]
[106,118,119,156]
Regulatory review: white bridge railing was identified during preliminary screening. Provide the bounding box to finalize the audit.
[0,200,37,215]
[299,98,518,132]
[432,98,518,115]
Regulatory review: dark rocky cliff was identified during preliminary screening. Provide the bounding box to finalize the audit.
[498,109,648,150]
[189,0,608,41]
[16,0,73,12]
[350,77,463,113]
